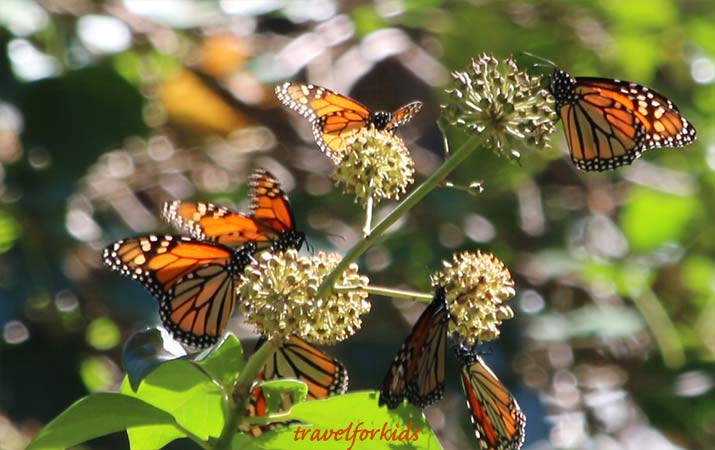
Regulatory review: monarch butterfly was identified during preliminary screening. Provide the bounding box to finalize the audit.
[102,235,254,348]
[104,170,303,347]
[275,82,422,163]
[379,286,449,409]
[162,168,305,252]
[454,344,525,450]
[241,336,348,436]
[549,67,697,171]
[257,335,349,400]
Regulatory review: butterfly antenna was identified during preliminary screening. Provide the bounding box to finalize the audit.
[520,51,557,67]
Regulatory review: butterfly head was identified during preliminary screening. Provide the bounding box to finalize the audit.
[370,111,393,130]
[549,68,578,107]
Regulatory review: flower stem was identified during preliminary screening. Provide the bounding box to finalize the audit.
[334,284,433,303]
[214,336,281,450]
[317,133,484,298]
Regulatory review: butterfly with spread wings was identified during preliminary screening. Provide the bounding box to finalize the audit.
[549,68,697,171]
[241,336,348,436]
[104,169,304,347]
[102,235,254,348]
[162,168,305,252]
[257,335,349,400]
[379,286,449,409]
[454,344,525,450]
[275,82,422,163]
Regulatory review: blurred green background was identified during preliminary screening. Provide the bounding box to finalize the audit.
[1,0,714,449]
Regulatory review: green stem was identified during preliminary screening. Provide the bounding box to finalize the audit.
[334,284,433,303]
[317,134,484,298]
[214,337,281,450]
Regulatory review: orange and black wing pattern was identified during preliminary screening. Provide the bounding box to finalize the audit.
[388,101,422,129]
[454,345,526,450]
[103,235,251,347]
[258,335,349,400]
[249,169,304,251]
[162,168,304,252]
[275,82,372,162]
[162,201,267,248]
[550,68,697,171]
[379,286,449,409]
[242,336,347,437]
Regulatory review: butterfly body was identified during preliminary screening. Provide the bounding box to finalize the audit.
[162,169,305,253]
[103,235,253,347]
[549,68,696,171]
[380,286,449,409]
[454,344,526,450]
[276,82,421,162]
[104,169,303,348]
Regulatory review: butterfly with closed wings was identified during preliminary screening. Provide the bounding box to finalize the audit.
[275,82,422,163]
[103,169,304,348]
[549,67,697,171]
[379,286,450,409]
[454,344,525,450]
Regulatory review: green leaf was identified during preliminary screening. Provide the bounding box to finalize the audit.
[194,333,245,389]
[620,187,698,253]
[121,358,224,450]
[242,391,441,450]
[122,328,187,392]
[27,393,176,450]
[259,379,309,414]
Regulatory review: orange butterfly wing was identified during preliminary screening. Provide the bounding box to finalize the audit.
[258,335,348,400]
[103,235,249,347]
[275,82,372,162]
[379,287,449,409]
[162,168,304,252]
[455,346,526,450]
[551,69,696,171]
[241,336,347,437]
[162,201,269,248]
[250,169,304,251]
[388,101,423,129]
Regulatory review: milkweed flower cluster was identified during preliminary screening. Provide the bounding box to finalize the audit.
[434,250,516,345]
[239,249,371,345]
[332,126,415,207]
[442,53,556,159]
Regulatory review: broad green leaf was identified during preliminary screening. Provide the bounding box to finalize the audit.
[122,328,186,391]
[194,333,245,389]
[27,393,176,450]
[620,187,698,253]
[241,391,441,450]
[121,358,224,450]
